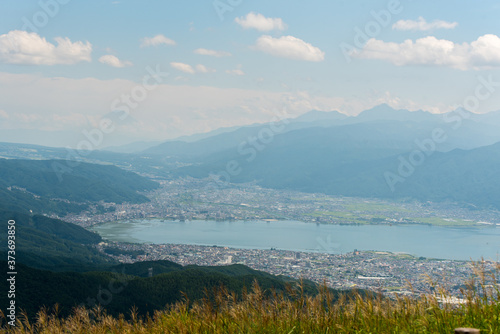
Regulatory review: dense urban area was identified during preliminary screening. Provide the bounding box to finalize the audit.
[98,241,492,301]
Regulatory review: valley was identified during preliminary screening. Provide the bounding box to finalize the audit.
[63,177,500,228]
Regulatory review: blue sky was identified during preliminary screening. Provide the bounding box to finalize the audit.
[1,0,500,147]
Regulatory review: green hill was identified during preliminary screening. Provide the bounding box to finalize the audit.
[0,259,323,319]
[0,158,158,215]
[0,210,115,272]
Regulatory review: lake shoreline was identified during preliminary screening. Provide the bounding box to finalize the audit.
[90,219,500,261]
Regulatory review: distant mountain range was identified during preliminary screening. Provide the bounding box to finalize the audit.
[143,104,500,159]
[142,104,500,210]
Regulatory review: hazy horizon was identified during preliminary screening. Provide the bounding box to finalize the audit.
[2,1,500,148]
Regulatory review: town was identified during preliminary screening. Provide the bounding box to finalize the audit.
[62,178,500,228]
[98,240,490,300]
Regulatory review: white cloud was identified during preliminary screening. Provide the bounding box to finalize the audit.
[235,12,287,31]
[140,34,176,47]
[194,48,232,57]
[170,62,195,74]
[0,30,91,65]
[0,109,8,119]
[352,34,500,70]
[98,55,132,68]
[255,35,325,62]
[393,17,458,31]
[195,64,215,73]
[226,69,245,76]
[469,34,500,67]
[170,62,215,74]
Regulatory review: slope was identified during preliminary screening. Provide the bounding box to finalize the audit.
[0,260,323,319]
[0,158,159,215]
[0,210,115,271]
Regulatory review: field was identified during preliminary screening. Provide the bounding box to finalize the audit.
[307,207,479,227]
[411,217,477,227]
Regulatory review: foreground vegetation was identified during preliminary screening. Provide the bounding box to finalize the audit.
[2,263,499,333]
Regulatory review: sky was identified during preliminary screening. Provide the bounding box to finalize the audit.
[1,0,500,148]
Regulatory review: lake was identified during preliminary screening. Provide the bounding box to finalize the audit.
[90,219,500,261]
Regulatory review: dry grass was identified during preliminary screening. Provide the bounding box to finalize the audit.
[2,261,499,333]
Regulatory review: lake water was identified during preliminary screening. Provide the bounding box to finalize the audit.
[90,219,500,261]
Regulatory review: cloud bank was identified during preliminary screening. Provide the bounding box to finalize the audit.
[353,34,500,70]
[0,30,91,65]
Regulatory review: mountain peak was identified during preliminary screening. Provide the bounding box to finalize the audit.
[292,109,348,123]
[357,104,435,122]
